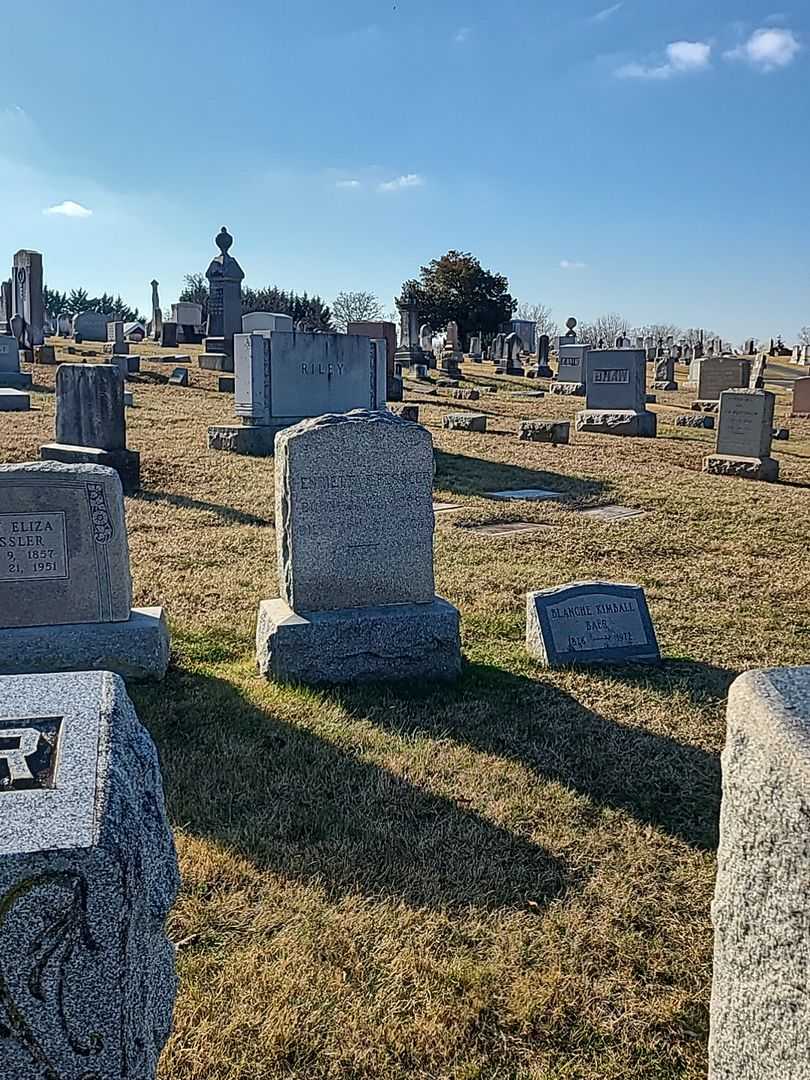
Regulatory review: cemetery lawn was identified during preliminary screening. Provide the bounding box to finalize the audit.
[5,345,810,1080]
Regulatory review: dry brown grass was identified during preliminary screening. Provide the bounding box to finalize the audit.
[2,344,809,1079]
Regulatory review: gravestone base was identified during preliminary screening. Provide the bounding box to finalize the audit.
[105,341,130,355]
[0,606,170,680]
[256,597,462,685]
[549,381,585,396]
[575,409,657,437]
[39,443,141,495]
[207,424,280,455]
[692,400,720,413]
[198,353,234,372]
[0,388,30,411]
[703,454,779,482]
[518,420,570,444]
[0,370,32,389]
[676,414,715,429]
[652,380,678,391]
[442,413,487,432]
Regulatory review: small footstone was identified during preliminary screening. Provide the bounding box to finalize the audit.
[518,420,570,444]
[575,410,657,437]
[487,488,563,502]
[703,455,779,482]
[0,388,30,411]
[579,505,646,522]
[393,404,420,422]
[692,400,720,413]
[450,388,479,400]
[676,414,715,429]
[467,521,551,537]
[218,376,235,392]
[443,413,487,432]
[772,427,790,441]
[0,669,180,1080]
[169,367,189,386]
[549,382,585,396]
[652,381,678,391]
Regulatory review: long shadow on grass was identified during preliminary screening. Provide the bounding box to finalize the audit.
[133,669,567,913]
[341,661,730,852]
[136,490,272,527]
[435,450,606,501]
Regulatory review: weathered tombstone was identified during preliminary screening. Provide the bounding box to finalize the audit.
[57,312,72,337]
[439,320,463,376]
[0,334,32,389]
[255,410,462,683]
[169,367,189,386]
[11,250,44,348]
[418,323,433,352]
[198,226,245,372]
[0,277,11,333]
[496,332,524,376]
[242,311,294,334]
[160,322,178,349]
[749,355,766,389]
[209,331,386,455]
[695,357,752,405]
[526,581,660,666]
[653,354,677,391]
[39,365,140,493]
[550,343,590,395]
[790,376,810,416]
[576,348,656,437]
[703,389,778,482]
[511,318,536,354]
[0,462,169,676]
[73,311,111,342]
[518,420,570,444]
[468,332,483,360]
[394,295,429,371]
[106,320,128,356]
[443,413,487,432]
[149,279,163,341]
[0,669,179,1078]
[709,666,810,1080]
[530,334,553,379]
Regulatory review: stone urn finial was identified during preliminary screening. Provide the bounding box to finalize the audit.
[215,227,233,255]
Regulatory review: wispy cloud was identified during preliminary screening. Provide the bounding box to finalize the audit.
[725,27,800,71]
[43,200,93,218]
[454,26,472,44]
[378,173,425,192]
[560,259,587,270]
[616,40,712,79]
[336,179,361,189]
[590,3,623,23]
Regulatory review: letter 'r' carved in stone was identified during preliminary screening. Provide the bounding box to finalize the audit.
[0,717,61,791]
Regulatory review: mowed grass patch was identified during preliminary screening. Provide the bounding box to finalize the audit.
[1,347,809,1078]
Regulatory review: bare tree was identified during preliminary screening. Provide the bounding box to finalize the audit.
[332,290,383,332]
[633,322,681,343]
[578,312,630,346]
[515,301,559,341]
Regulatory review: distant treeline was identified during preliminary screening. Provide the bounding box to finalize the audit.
[179,274,332,331]
[42,286,144,322]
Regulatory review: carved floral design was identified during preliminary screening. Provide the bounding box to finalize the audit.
[85,483,113,545]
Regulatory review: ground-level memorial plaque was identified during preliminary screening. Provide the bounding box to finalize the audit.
[526,581,660,666]
[209,331,387,455]
[709,666,810,1080]
[256,409,462,684]
[0,669,179,1080]
[576,349,656,437]
[703,389,778,482]
[0,462,169,679]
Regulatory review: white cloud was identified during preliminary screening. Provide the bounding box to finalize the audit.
[43,200,93,218]
[378,173,425,192]
[560,260,587,270]
[591,3,623,23]
[725,28,800,71]
[454,26,472,44]
[616,40,711,79]
[336,179,361,188]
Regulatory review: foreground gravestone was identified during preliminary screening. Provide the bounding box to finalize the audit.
[40,364,140,493]
[709,666,810,1080]
[256,410,462,683]
[209,331,387,454]
[0,333,32,388]
[526,581,660,666]
[703,389,778,482]
[0,669,179,1079]
[576,348,656,437]
[0,462,169,678]
[550,343,589,395]
[694,357,751,406]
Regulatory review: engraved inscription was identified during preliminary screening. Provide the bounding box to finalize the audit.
[547,594,647,654]
[300,362,345,377]
[0,342,9,355]
[0,512,68,581]
[0,716,62,791]
[296,471,432,516]
[86,482,113,544]
[593,368,630,384]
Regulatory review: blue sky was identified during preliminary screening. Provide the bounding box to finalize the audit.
[2,0,807,340]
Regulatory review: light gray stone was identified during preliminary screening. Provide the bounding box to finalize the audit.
[702,389,778,482]
[696,357,751,401]
[584,348,647,412]
[256,597,461,684]
[442,413,487,432]
[555,344,590,385]
[0,333,32,389]
[517,420,570,444]
[0,388,30,411]
[676,414,715,429]
[0,462,132,629]
[703,455,779,482]
[73,311,111,342]
[241,311,293,334]
[0,669,179,1078]
[575,410,657,437]
[276,410,435,611]
[548,382,585,396]
[709,666,810,1080]
[11,250,44,347]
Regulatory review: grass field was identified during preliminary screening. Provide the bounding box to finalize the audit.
[3,343,809,1079]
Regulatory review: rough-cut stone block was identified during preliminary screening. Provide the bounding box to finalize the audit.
[40,444,140,496]
[575,409,657,437]
[548,382,585,396]
[692,400,720,413]
[168,367,189,386]
[652,380,678,391]
[256,597,462,684]
[0,607,170,681]
[450,388,480,400]
[676,414,715,429]
[703,454,779,482]
[276,410,435,612]
[0,388,30,411]
[0,670,179,1078]
[709,666,810,1080]
[526,581,660,667]
[207,425,276,456]
[442,413,487,432]
[518,420,570,444]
